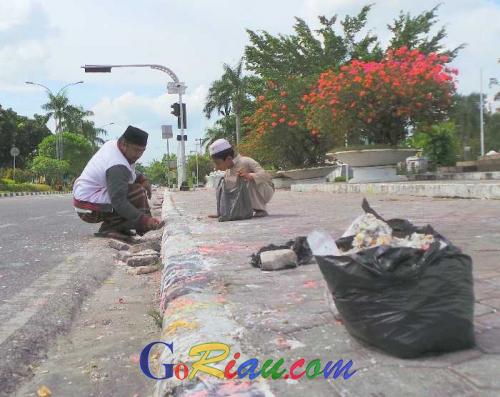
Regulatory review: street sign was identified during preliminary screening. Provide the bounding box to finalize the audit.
[10,147,20,157]
[167,82,186,94]
[161,125,173,139]
[168,160,177,169]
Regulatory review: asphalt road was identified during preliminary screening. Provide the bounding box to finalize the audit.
[0,194,94,302]
[0,194,116,396]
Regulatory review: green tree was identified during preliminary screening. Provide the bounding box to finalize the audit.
[135,162,147,174]
[387,6,464,59]
[448,93,500,159]
[187,153,213,185]
[36,132,94,179]
[204,59,263,146]
[63,105,107,149]
[241,4,462,168]
[145,160,168,185]
[141,154,178,186]
[485,112,500,152]
[409,122,459,168]
[41,92,71,134]
[31,156,69,186]
[202,115,237,147]
[40,91,106,154]
[0,105,51,168]
[448,94,481,159]
[245,5,381,81]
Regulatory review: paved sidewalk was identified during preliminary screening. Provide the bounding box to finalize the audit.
[158,189,500,397]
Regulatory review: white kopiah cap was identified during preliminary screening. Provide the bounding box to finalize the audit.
[209,138,232,156]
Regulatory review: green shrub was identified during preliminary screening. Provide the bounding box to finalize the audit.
[14,169,35,183]
[0,168,14,180]
[334,176,347,182]
[0,183,51,192]
[31,184,51,192]
[408,122,459,169]
[0,169,35,183]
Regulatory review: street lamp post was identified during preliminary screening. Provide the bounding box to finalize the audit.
[166,137,171,188]
[190,149,199,187]
[479,70,500,157]
[82,64,188,188]
[480,69,485,157]
[25,80,84,160]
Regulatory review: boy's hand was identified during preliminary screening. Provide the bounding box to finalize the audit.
[142,179,152,199]
[238,170,254,181]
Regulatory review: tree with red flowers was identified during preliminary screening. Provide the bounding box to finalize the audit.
[241,77,336,168]
[303,47,458,147]
[217,5,463,168]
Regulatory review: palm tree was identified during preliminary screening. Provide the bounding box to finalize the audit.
[81,121,107,149]
[41,92,71,135]
[63,106,107,149]
[62,105,93,132]
[42,96,106,151]
[41,92,74,159]
[204,58,261,146]
[201,115,236,148]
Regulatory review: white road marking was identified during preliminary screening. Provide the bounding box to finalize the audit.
[27,216,47,221]
[0,224,15,229]
[0,257,81,345]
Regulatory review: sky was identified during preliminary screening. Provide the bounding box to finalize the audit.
[1,0,499,165]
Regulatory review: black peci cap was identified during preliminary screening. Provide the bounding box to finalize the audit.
[121,125,148,146]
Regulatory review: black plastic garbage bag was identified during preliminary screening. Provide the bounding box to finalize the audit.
[316,199,475,358]
[216,177,253,222]
[251,236,313,268]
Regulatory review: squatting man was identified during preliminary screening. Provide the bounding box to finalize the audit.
[209,138,275,218]
[73,125,164,239]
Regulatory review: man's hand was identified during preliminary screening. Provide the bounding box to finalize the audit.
[145,216,165,230]
[237,170,254,181]
[141,179,152,199]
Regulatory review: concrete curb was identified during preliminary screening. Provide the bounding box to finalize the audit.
[0,191,71,198]
[154,192,272,397]
[291,181,500,199]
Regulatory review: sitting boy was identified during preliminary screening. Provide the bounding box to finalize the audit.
[209,139,274,218]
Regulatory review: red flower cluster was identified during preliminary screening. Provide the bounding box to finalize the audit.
[246,90,302,135]
[303,47,457,143]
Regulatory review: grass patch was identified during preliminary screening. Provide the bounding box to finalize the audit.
[147,309,163,329]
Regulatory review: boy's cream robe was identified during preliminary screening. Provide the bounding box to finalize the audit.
[224,155,275,211]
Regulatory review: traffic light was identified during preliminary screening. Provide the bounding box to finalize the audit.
[170,103,187,129]
[170,103,180,117]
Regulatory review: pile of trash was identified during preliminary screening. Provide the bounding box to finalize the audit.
[341,213,437,253]
[310,199,475,358]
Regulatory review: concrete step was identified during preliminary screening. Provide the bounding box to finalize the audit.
[291,181,500,199]
[409,171,500,181]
